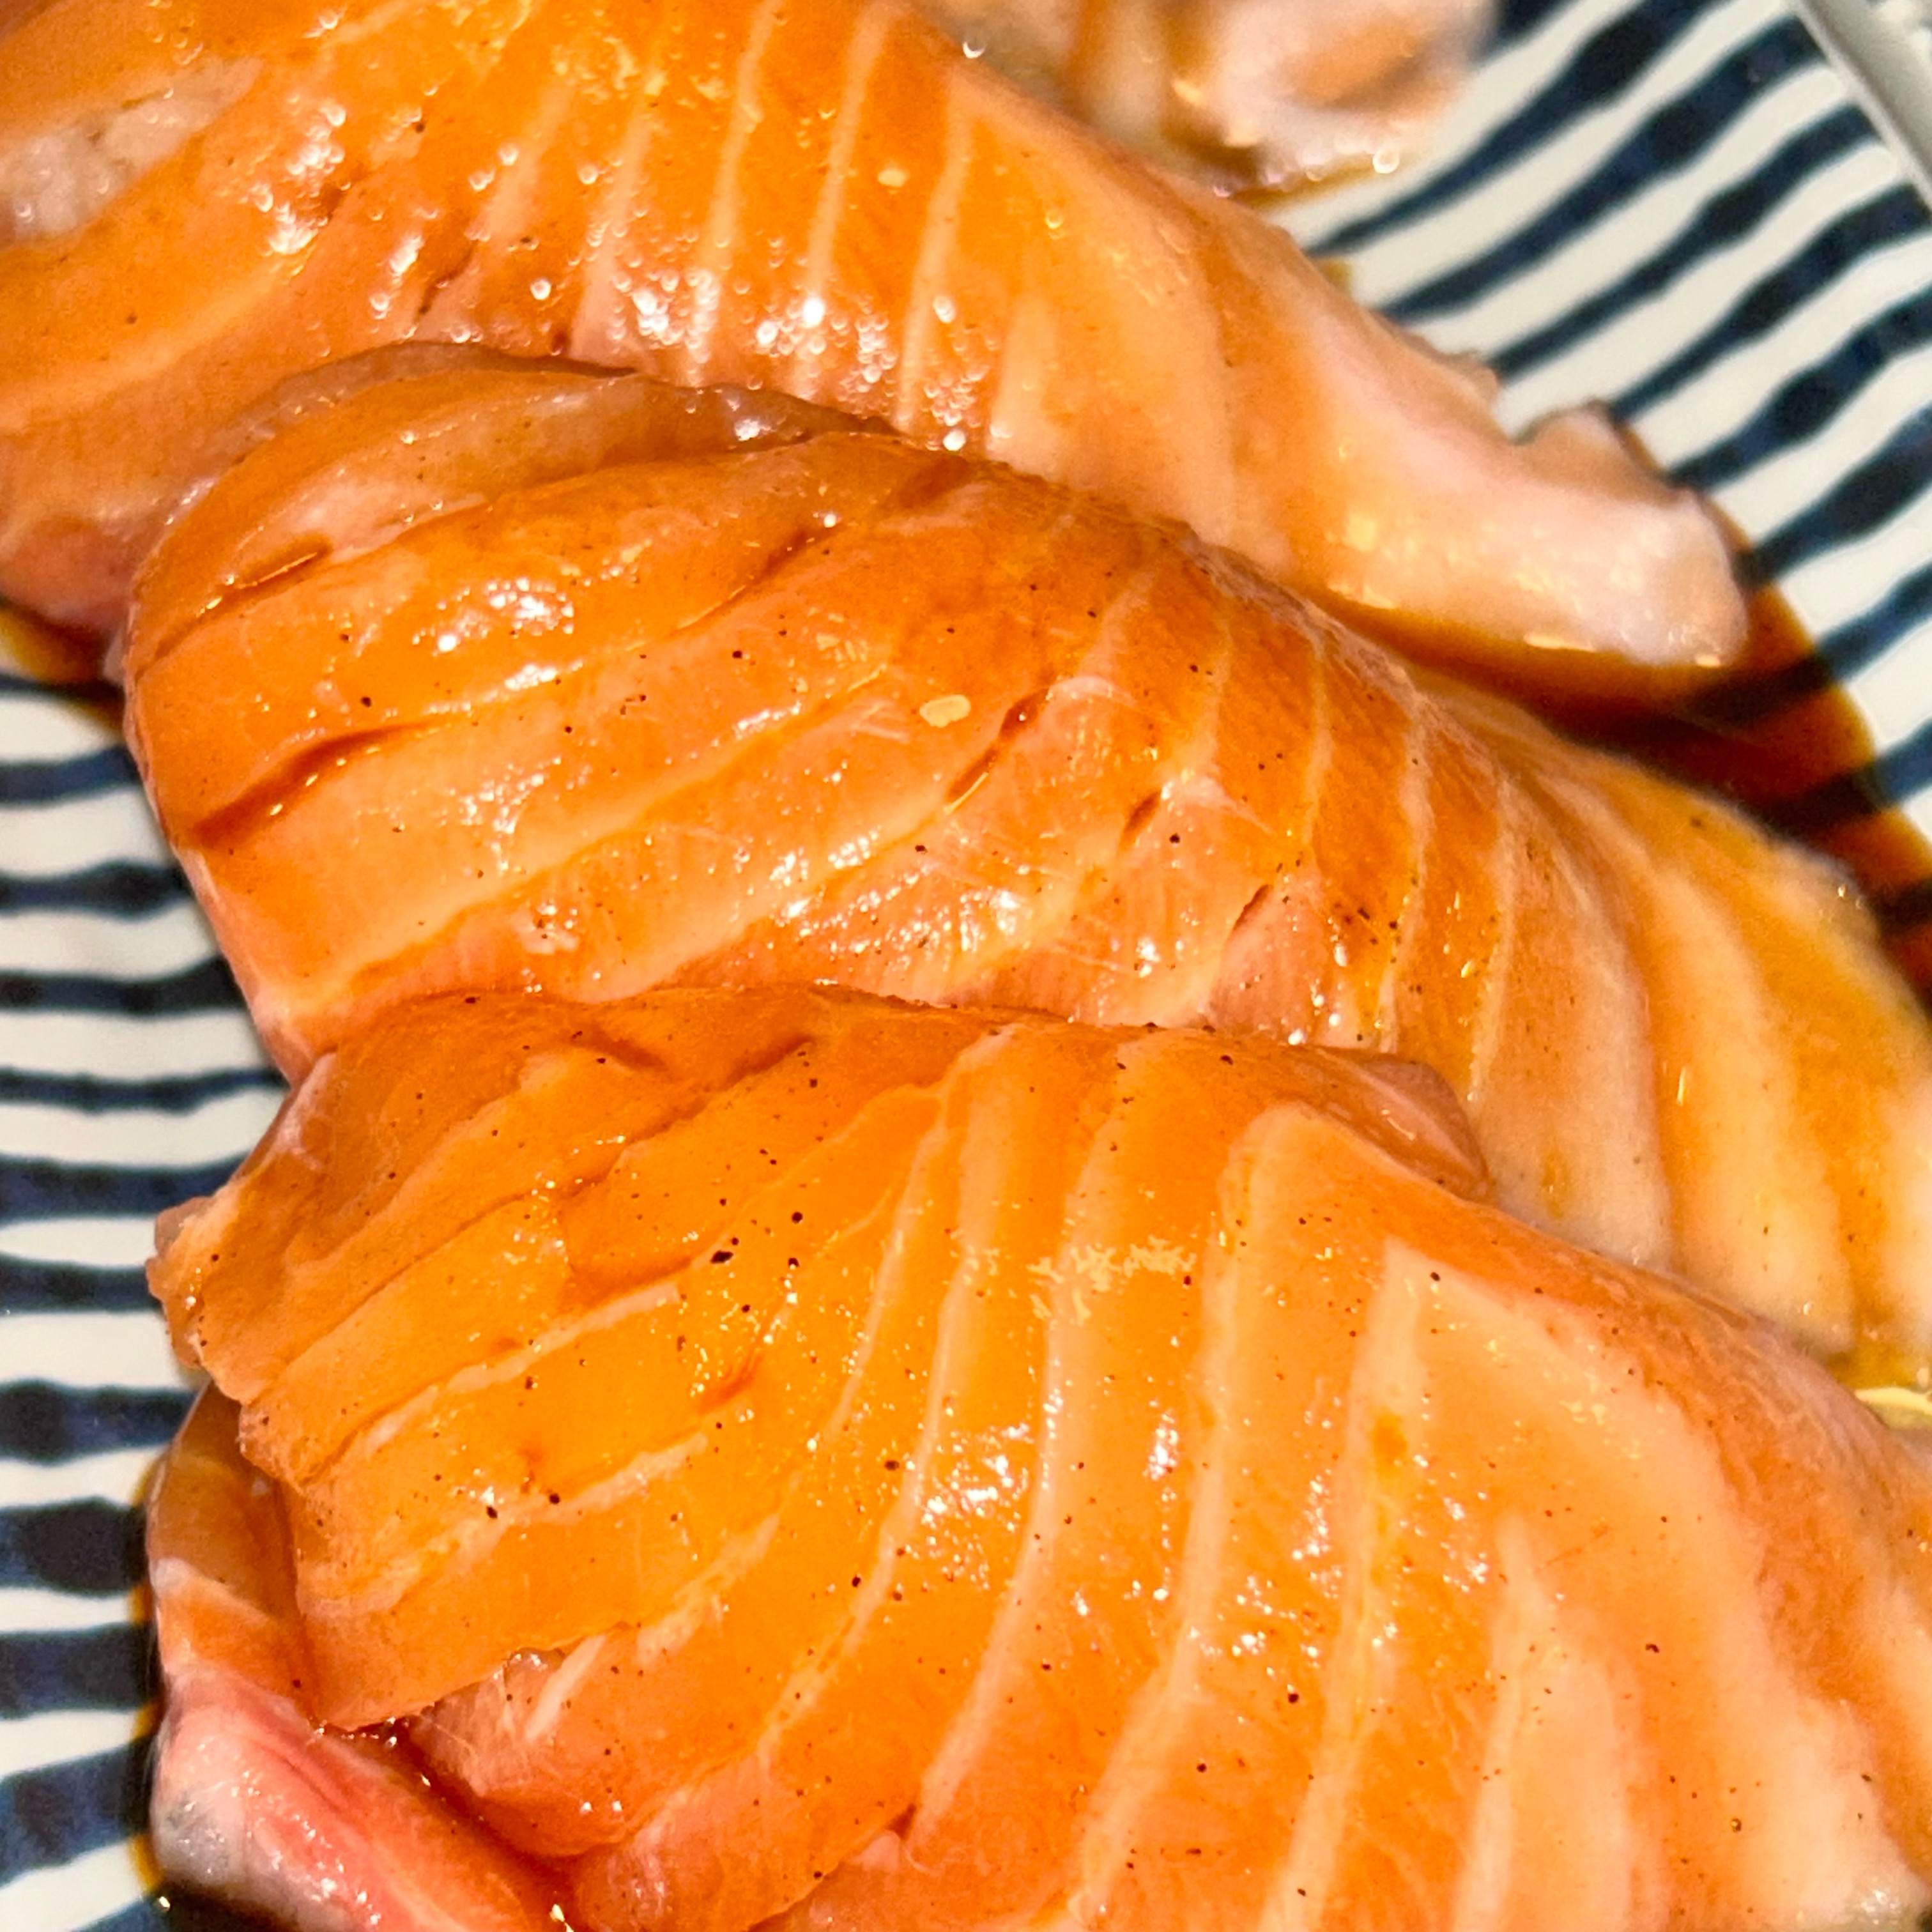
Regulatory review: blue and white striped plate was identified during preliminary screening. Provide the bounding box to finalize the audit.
[5,0,1932,1923]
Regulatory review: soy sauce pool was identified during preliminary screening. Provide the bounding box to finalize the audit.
[1570,589,1932,997]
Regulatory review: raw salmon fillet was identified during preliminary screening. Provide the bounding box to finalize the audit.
[124,360,1932,1374]
[146,985,1932,1932]
[148,1388,566,1932]
[0,0,1735,688]
[919,0,1494,189]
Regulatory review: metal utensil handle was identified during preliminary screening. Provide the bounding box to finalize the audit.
[1794,0,1932,202]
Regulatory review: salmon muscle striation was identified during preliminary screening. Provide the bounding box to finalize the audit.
[917,0,1495,190]
[145,985,1932,1932]
[124,362,1932,1374]
[0,0,1735,689]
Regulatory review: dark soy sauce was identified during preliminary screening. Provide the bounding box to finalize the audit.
[1348,573,1932,999]
[1571,588,1932,999]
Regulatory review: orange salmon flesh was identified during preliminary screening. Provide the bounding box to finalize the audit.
[147,985,1932,1932]
[124,360,1932,1379]
[0,0,1733,693]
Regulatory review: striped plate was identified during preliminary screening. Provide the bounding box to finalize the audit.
[5,0,1932,1924]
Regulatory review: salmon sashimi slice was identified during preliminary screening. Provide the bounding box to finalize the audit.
[147,985,1932,1932]
[147,1388,565,1932]
[0,0,1735,689]
[917,0,1494,190]
[151,985,1479,1722]
[125,362,1932,1376]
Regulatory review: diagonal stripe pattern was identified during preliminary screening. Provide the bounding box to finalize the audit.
[6,0,1932,1924]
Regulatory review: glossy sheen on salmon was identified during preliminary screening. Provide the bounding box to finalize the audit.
[919,0,1494,189]
[0,0,1735,687]
[125,363,1932,1372]
[147,986,1932,1932]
